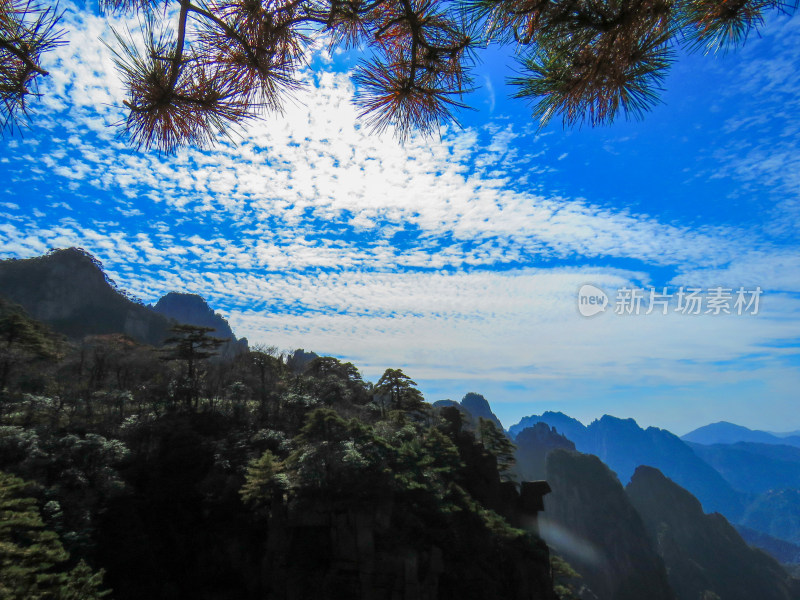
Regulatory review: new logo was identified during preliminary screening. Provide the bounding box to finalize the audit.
[578,284,608,317]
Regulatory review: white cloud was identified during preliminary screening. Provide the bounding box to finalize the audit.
[1,4,799,432]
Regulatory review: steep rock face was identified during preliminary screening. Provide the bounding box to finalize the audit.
[0,249,171,345]
[511,412,744,519]
[626,466,800,600]
[153,292,248,356]
[514,423,575,481]
[541,449,674,600]
[460,393,505,432]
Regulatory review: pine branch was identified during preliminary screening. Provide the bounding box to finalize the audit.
[0,0,65,133]
[5,0,797,146]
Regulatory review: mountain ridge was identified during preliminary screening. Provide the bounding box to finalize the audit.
[683,421,800,448]
[0,248,172,345]
[688,441,800,495]
[542,449,675,600]
[0,248,246,353]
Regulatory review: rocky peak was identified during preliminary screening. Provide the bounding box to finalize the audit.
[514,423,576,481]
[509,411,587,443]
[460,392,505,432]
[153,292,236,340]
[542,450,675,600]
[152,292,248,358]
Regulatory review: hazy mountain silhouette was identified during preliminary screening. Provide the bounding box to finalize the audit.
[688,441,800,495]
[683,421,800,448]
[514,422,575,481]
[539,445,800,599]
[735,525,800,565]
[460,392,505,432]
[741,489,800,546]
[509,411,586,441]
[154,292,237,339]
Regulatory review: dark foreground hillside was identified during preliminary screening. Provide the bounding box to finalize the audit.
[0,273,556,599]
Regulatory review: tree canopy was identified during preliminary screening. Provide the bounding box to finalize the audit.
[375,367,424,413]
[0,471,109,599]
[2,0,796,150]
[0,298,60,391]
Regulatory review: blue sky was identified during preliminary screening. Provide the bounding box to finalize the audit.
[1,3,799,435]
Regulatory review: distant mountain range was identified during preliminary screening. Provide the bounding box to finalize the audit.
[0,248,247,353]
[683,421,800,448]
[458,398,800,594]
[741,489,800,546]
[736,525,800,565]
[688,441,800,496]
[508,410,800,574]
[509,411,745,518]
[538,444,799,600]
